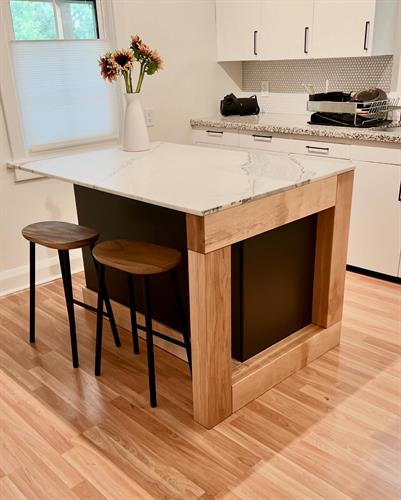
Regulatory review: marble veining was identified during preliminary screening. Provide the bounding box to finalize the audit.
[15,142,353,216]
[190,114,401,144]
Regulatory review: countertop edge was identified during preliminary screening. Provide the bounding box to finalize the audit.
[15,162,355,217]
[190,118,401,145]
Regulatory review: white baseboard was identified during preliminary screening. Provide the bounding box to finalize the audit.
[0,250,83,297]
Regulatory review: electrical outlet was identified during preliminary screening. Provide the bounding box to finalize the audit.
[144,108,154,127]
[261,81,269,96]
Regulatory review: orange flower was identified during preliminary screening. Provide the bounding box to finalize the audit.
[130,35,142,47]
[150,49,163,70]
[142,44,152,57]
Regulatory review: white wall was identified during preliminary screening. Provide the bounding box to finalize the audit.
[0,0,241,295]
[391,0,401,94]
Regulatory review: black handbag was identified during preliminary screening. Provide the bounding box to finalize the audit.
[220,93,260,116]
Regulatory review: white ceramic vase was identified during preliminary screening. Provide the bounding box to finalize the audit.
[122,93,150,152]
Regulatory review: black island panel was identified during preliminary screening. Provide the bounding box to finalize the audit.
[231,215,317,361]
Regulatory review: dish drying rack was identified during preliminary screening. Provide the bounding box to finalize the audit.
[307,97,401,127]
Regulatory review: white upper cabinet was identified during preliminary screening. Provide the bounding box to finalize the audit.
[312,0,398,58]
[216,0,262,61]
[216,0,399,61]
[259,1,314,60]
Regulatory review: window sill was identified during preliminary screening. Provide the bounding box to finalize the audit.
[8,137,119,182]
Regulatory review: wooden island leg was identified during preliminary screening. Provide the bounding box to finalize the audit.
[187,247,232,428]
[313,170,354,328]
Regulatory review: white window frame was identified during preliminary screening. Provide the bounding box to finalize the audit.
[0,0,121,163]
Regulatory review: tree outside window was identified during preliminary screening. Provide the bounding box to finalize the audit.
[10,0,98,40]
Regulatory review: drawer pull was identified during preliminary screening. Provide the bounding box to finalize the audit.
[306,145,329,153]
[252,134,272,142]
[398,182,401,202]
[206,130,223,136]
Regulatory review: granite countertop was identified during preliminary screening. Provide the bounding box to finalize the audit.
[15,142,353,216]
[190,113,401,144]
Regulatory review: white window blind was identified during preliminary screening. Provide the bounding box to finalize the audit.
[11,39,118,150]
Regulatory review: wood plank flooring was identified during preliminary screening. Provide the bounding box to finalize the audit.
[0,271,400,499]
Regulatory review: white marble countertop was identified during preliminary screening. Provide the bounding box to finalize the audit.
[190,113,401,144]
[15,142,353,216]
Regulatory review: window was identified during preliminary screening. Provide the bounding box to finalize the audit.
[0,0,119,160]
[10,0,99,40]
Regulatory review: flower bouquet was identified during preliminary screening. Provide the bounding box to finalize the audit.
[98,36,163,151]
[99,35,163,93]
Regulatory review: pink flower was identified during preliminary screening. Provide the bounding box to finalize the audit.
[98,52,118,82]
[111,48,135,72]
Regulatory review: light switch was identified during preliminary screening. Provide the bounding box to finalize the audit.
[144,108,154,127]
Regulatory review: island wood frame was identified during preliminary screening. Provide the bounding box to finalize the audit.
[186,171,354,428]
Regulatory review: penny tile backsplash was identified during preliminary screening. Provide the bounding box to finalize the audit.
[243,56,393,93]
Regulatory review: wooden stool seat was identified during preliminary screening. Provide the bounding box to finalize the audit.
[22,221,99,250]
[92,240,182,275]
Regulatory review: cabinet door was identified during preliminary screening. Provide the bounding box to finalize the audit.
[216,0,261,61]
[312,0,376,58]
[347,161,401,277]
[259,0,314,60]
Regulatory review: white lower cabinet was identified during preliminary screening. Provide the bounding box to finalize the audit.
[238,132,350,159]
[347,160,401,277]
[192,127,401,277]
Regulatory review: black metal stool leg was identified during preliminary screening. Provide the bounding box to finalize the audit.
[58,250,79,368]
[95,263,106,376]
[143,275,157,407]
[29,242,35,343]
[90,244,120,348]
[104,291,121,348]
[171,268,192,373]
[128,274,140,354]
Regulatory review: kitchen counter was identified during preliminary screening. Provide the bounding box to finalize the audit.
[16,143,354,429]
[16,142,353,216]
[190,113,401,145]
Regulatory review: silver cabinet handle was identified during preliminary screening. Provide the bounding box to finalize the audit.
[253,30,258,56]
[206,130,223,136]
[364,21,370,51]
[252,134,272,142]
[304,27,309,54]
[306,145,329,153]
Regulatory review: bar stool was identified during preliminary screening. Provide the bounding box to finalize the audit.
[92,239,192,407]
[22,221,121,368]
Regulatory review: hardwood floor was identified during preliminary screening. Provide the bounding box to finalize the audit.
[0,271,400,499]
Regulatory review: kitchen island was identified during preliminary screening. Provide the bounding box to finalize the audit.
[16,142,354,428]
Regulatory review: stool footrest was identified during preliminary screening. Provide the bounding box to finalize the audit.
[136,323,186,349]
[73,299,110,318]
